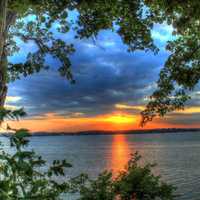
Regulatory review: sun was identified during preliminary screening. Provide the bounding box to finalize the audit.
[102,113,137,124]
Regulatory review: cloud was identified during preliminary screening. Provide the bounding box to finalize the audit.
[151,23,174,44]
[6,96,22,103]
[8,28,167,121]
[115,104,144,112]
[4,96,22,110]
[7,20,200,131]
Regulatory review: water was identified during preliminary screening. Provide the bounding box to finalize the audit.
[1,132,200,199]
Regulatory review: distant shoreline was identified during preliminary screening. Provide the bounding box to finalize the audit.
[1,128,200,137]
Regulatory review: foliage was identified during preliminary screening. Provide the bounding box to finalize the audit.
[77,171,115,200]
[76,153,176,200]
[114,153,175,200]
[1,0,200,123]
[4,0,157,85]
[0,128,73,200]
[0,107,26,122]
[141,0,200,125]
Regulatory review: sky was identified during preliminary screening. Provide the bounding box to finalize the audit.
[4,18,200,132]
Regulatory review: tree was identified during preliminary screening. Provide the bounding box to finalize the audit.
[1,1,200,124]
[0,1,192,199]
[0,95,77,199]
[0,0,156,110]
[0,128,73,200]
[141,0,200,125]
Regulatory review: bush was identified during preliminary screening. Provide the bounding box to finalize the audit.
[77,153,176,200]
[0,129,72,200]
[114,153,176,200]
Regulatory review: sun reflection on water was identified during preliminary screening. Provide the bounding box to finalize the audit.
[111,134,133,175]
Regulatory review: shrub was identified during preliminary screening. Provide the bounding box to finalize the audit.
[0,129,72,200]
[114,153,176,200]
[76,154,176,200]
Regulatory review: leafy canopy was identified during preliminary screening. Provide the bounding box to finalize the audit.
[0,128,74,200]
[3,0,200,123]
[141,0,200,125]
[6,0,156,84]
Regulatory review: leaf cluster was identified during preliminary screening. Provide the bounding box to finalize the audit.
[141,1,200,124]
[6,0,157,84]
[75,153,176,200]
[0,129,72,200]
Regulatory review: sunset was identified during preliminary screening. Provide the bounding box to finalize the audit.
[3,17,200,133]
[3,12,200,133]
[1,1,200,199]
[5,95,200,132]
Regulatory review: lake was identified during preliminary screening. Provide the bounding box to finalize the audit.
[1,131,200,199]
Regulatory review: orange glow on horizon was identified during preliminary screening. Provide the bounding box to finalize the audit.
[2,109,200,133]
[176,107,200,114]
[2,112,139,133]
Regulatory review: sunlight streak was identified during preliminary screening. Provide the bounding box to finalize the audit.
[110,134,132,174]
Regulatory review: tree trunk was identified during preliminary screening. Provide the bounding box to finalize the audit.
[0,50,7,107]
[0,0,8,107]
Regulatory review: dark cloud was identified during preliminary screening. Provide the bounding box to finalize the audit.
[8,26,174,120]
